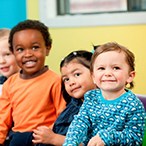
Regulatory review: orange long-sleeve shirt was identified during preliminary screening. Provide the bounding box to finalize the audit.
[0,69,66,144]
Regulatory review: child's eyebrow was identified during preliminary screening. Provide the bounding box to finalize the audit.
[31,42,41,45]
[14,44,23,48]
[71,68,80,73]
[62,68,80,78]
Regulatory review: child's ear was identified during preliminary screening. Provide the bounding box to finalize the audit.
[46,45,51,56]
[126,71,135,84]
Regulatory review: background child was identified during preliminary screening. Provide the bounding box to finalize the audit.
[0,20,66,146]
[0,28,19,94]
[32,50,97,145]
[63,42,145,146]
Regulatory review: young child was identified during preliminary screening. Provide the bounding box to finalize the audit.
[0,20,66,146]
[32,50,97,145]
[63,42,146,146]
[0,28,19,94]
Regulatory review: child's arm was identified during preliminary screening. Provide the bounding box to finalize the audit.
[32,126,65,146]
[63,103,91,146]
[51,79,66,117]
[32,126,84,146]
[98,100,145,146]
[0,83,12,144]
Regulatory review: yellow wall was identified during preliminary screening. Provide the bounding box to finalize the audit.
[27,0,146,95]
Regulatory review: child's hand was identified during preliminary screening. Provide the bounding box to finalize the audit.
[87,134,105,146]
[32,126,56,144]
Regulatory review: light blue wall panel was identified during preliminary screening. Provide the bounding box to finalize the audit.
[0,0,27,29]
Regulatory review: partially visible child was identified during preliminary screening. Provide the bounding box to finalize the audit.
[0,28,19,94]
[0,20,66,146]
[63,42,145,146]
[32,50,97,145]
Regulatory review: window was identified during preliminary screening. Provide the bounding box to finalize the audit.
[39,0,146,28]
[58,0,127,15]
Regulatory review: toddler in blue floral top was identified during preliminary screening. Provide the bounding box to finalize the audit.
[63,42,145,146]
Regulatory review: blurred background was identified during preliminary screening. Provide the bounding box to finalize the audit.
[0,0,146,95]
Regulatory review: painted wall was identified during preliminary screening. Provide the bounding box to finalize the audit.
[46,25,146,95]
[0,0,27,28]
[29,0,146,95]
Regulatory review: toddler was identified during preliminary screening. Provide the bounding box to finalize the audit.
[63,42,145,146]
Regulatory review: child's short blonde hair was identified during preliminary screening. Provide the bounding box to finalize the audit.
[0,28,10,39]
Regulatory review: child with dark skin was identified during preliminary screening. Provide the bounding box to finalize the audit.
[0,20,66,146]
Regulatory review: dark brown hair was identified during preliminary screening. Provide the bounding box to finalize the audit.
[9,19,52,52]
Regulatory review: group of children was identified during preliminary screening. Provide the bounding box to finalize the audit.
[0,19,145,146]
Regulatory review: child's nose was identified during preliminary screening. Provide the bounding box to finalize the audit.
[24,49,33,58]
[69,78,76,86]
[104,69,112,76]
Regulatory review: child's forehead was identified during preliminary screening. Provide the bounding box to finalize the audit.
[67,58,85,65]
[95,51,127,63]
[13,29,44,41]
[96,50,125,57]
[0,37,9,46]
[14,29,41,34]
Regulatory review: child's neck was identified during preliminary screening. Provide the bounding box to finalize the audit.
[101,89,126,100]
[20,66,48,79]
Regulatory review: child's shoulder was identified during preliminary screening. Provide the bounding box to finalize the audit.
[5,72,19,83]
[47,69,61,78]
[85,88,101,95]
[84,89,101,100]
[125,90,141,103]
[122,90,145,112]
[45,69,61,81]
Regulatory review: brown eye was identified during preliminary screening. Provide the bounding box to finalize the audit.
[32,46,39,50]
[17,48,24,52]
[75,73,80,77]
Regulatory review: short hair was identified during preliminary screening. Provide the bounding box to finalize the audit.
[90,42,135,89]
[0,28,10,39]
[60,50,92,102]
[9,19,52,52]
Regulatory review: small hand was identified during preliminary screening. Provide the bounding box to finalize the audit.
[87,134,105,146]
[32,126,55,144]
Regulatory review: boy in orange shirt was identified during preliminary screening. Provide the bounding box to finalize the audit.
[0,20,66,146]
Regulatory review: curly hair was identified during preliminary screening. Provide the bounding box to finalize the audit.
[9,19,52,52]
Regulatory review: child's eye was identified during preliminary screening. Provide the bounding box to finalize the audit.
[63,78,69,82]
[98,67,105,70]
[113,67,120,70]
[75,73,80,77]
[32,46,39,50]
[17,48,24,52]
[5,53,10,56]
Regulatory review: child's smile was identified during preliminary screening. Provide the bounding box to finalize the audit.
[92,51,135,96]
[12,29,50,76]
